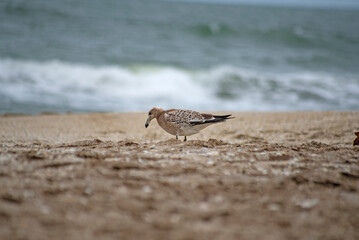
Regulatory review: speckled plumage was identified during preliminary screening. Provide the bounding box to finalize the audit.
[145,107,234,141]
[164,109,208,124]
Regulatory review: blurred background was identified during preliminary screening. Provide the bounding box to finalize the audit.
[0,0,358,114]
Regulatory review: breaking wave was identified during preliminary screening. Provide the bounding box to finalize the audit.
[0,58,358,114]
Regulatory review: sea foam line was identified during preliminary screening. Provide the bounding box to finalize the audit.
[0,58,358,112]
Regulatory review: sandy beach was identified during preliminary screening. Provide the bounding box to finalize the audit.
[0,111,359,240]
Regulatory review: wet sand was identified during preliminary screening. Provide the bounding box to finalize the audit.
[1,112,359,240]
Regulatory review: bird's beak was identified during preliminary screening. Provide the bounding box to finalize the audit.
[145,116,151,128]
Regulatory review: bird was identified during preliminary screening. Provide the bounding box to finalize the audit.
[145,107,234,141]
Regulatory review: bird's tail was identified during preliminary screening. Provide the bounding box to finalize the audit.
[190,114,234,125]
[213,114,235,120]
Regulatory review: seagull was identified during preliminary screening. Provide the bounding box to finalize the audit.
[145,107,234,141]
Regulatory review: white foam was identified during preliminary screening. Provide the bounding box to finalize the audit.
[0,58,358,113]
[0,59,214,112]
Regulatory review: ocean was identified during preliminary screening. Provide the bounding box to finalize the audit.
[1,0,359,114]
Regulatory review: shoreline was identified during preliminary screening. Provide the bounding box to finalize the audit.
[1,111,358,144]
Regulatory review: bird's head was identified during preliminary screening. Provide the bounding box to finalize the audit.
[145,107,162,128]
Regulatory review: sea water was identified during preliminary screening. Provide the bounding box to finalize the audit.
[0,0,358,113]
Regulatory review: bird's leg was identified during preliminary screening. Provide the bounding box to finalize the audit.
[176,134,178,140]
[184,136,187,142]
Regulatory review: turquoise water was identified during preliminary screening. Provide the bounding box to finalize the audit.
[1,0,358,113]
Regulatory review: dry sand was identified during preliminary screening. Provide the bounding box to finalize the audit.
[0,112,359,240]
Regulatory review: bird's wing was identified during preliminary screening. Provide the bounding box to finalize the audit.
[164,109,204,124]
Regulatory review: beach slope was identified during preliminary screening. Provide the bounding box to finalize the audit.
[0,112,359,240]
